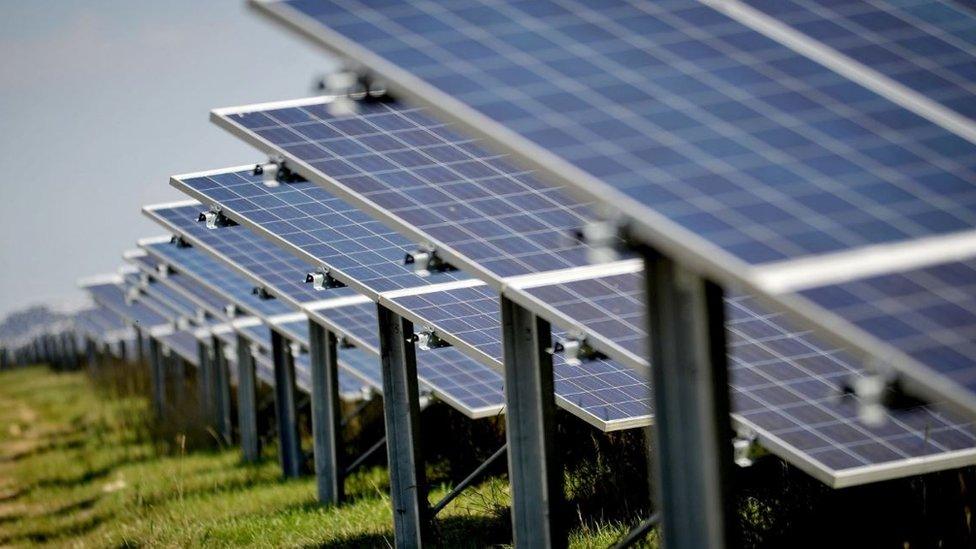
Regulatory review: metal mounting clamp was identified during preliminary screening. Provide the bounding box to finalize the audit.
[410,328,450,351]
[305,268,346,290]
[251,287,275,300]
[404,246,455,277]
[546,335,606,366]
[198,206,238,229]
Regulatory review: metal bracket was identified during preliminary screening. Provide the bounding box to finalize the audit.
[732,429,761,468]
[316,66,390,116]
[253,156,304,188]
[288,341,303,358]
[546,335,606,366]
[576,219,626,264]
[409,328,450,351]
[155,263,172,279]
[404,246,456,277]
[224,304,238,318]
[338,336,355,349]
[170,235,192,248]
[305,268,346,290]
[198,206,238,229]
[251,287,275,300]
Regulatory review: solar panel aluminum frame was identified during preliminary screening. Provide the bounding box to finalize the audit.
[79,275,170,333]
[122,259,207,327]
[166,172,635,429]
[242,4,976,418]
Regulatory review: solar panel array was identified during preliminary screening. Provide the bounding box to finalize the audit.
[253,0,976,418]
[62,0,976,497]
[172,169,649,428]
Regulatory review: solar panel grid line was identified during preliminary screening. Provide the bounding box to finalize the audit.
[251,0,976,415]
[704,0,976,145]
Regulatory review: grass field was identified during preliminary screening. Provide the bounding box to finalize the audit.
[0,366,650,547]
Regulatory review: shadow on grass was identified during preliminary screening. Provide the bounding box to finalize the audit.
[303,514,512,548]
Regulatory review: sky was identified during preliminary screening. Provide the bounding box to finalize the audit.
[0,1,335,317]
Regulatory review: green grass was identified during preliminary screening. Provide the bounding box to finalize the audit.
[0,366,650,547]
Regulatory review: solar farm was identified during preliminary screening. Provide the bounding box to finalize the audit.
[4,1,976,547]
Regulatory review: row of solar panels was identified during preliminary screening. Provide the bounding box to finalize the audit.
[67,0,976,496]
[71,156,973,488]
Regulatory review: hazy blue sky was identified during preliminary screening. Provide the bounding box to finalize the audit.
[0,1,335,317]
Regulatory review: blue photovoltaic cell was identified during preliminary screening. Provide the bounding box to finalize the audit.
[143,237,294,318]
[85,282,168,328]
[520,270,976,477]
[801,258,976,394]
[214,102,608,279]
[312,301,378,350]
[175,170,470,294]
[391,284,651,426]
[148,205,357,307]
[747,0,976,121]
[273,0,976,265]
[277,319,311,347]
[161,330,200,367]
[340,345,383,391]
[241,323,272,353]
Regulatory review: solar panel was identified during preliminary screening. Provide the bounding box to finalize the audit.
[256,0,976,266]
[742,0,976,124]
[253,0,976,415]
[800,257,976,395]
[508,267,976,485]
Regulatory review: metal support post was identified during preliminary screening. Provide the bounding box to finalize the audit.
[377,304,429,547]
[500,296,565,548]
[643,250,736,549]
[309,320,345,505]
[148,337,165,419]
[271,330,303,477]
[236,333,261,462]
[211,336,233,444]
[198,340,214,425]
